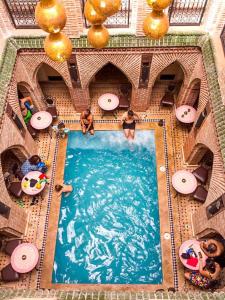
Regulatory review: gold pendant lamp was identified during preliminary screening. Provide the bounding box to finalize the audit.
[89,0,115,17]
[147,0,172,11]
[143,10,169,39]
[35,0,67,33]
[87,25,109,49]
[35,0,72,62]
[84,0,107,25]
[143,0,171,39]
[111,0,122,14]
[44,32,72,63]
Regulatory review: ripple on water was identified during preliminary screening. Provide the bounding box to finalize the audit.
[53,131,162,284]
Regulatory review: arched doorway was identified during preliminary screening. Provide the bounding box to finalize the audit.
[89,63,132,113]
[36,63,74,116]
[151,61,185,109]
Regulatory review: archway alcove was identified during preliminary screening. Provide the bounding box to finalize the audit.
[151,61,185,108]
[186,79,201,110]
[89,63,132,113]
[36,63,74,116]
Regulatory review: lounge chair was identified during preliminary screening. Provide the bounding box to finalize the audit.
[192,166,208,184]
[118,94,130,110]
[193,185,208,203]
[3,239,22,256]
[0,264,20,282]
[7,181,23,198]
[160,92,174,107]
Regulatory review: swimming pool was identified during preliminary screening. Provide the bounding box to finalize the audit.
[52,130,162,284]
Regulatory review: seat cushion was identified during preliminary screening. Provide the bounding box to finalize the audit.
[4,239,22,256]
[119,95,129,109]
[193,185,208,203]
[192,166,208,184]
[1,264,19,282]
[160,92,174,107]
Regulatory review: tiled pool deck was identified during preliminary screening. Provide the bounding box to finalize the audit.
[0,84,211,292]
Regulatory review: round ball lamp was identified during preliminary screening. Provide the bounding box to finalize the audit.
[90,0,114,17]
[87,25,109,48]
[35,0,67,33]
[146,0,172,11]
[112,0,121,14]
[84,0,107,25]
[44,32,72,62]
[143,10,169,39]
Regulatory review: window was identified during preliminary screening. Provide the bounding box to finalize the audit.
[169,0,208,25]
[3,0,38,28]
[81,0,131,28]
[160,74,176,81]
[221,25,225,55]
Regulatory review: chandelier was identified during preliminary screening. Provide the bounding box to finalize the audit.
[35,0,72,62]
[85,0,121,48]
[143,0,172,39]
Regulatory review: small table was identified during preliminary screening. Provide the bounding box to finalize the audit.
[179,239,208,271]
[98,93,119,118]
[30,111,53,130]
[11,243,39,273]
[21,171,46,195]
[172,170,197,194]
[175,105,197,124]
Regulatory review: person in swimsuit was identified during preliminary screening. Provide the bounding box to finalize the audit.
[200,239,225,258]
[80,109,94,135]
[184,254,221,289]
[55,184,73,198]
[121,110,139,140]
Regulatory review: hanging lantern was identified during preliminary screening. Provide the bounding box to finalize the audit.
[44,32,72,62]
[90,0,114,17]
[146,0,172,11]
[35,0,67,33]
[84,0,107,25]
[112,0,121,14]
[87,25,109,49]
[143,10,169,39]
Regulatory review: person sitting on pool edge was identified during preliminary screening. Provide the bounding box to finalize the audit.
[80,109,94,135]
[55,184,73,197]
[21,155,47,176]
[121,109,139,140]
[200,239,225,258]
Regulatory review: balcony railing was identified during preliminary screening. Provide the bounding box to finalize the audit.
[168,0,208,25]
[4,0,208,29]
[4,0,38,28]
[81,0,131,28]
[221,25,225,55]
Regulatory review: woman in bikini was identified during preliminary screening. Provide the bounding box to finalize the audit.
[80,109,94,135]
[121,110,139,140]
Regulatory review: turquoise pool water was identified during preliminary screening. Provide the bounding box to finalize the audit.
[52,130,162,284]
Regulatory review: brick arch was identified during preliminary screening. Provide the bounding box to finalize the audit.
[33,61,72,90]
[149,59,187,90]
[1,144,28,162]
[17,81,42,111]
[76,53,141,89]
[86,61,135,89]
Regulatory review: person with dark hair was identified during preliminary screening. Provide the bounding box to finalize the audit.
[55,183,73,197]
[52,121,70,138]
[184,254,221,289]
[121,109,139,140]
[80,109,94,135]
[21,155,47,176]
[200,239,225,257]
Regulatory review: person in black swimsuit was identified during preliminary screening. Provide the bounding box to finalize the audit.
[121,110,139,140]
